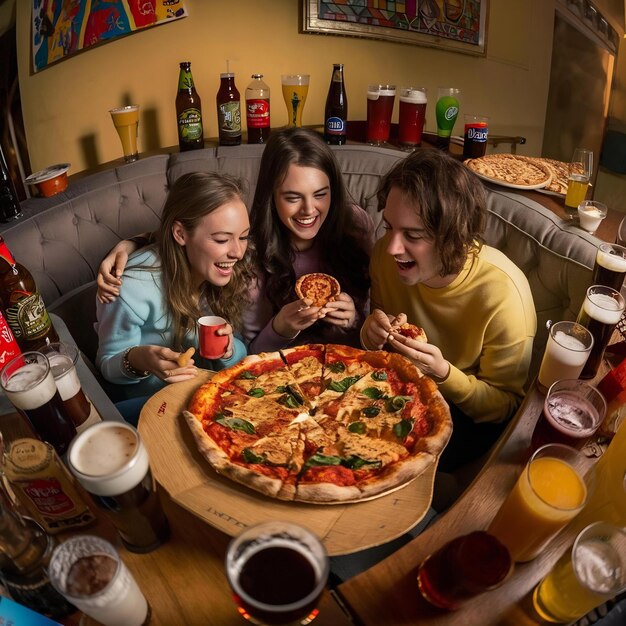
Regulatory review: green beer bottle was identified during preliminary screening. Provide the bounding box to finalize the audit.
[435,87,460,150]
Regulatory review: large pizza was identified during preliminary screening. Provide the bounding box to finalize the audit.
[183,344,452,503]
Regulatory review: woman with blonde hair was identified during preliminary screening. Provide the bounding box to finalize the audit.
[96,171,252,399]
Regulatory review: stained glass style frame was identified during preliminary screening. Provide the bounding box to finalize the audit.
[303,1,488,56]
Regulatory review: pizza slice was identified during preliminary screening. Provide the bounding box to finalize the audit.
[389,322,428,343]
[295,273,341,307]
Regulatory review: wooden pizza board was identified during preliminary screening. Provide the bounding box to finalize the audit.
[138,370,437,556]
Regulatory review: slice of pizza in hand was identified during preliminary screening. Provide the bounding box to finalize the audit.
[390,322,428,343]
[295,273,341,307]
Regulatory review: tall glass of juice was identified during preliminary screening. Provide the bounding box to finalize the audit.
[488,444,590,562]
[533,522,626,623]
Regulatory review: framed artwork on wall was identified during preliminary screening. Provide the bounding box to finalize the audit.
[32,0,187,72]
[302,0,488,56]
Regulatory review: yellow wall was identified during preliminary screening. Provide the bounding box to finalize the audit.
[16,0,555,173]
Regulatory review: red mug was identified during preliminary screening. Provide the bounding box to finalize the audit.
[198,316,228,359]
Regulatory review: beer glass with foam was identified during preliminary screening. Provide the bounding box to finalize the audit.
[49,535,150,626]
[40,342,91,427]
[576,284,625,379]
[591,243,626,291]
[366,84,396,145]
[0,351,76,455]
[226,521,329,625]
[533,522,626,624]
[68,421,170,553]
[281,75,309,128]
[398,87,427,149]
[109,105,139,163]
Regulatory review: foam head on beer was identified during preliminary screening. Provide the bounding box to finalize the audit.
[68,422,150,497]
[3,360,57,410]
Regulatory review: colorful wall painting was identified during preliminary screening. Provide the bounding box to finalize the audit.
[32,0,187,72]
[303,0,487,56]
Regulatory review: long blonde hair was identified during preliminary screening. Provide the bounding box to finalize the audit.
[157,172,253,347]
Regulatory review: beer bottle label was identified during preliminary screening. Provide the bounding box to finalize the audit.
[0,312,20,367]
[325,116,346,135]
[246,99,270,128]
[22,476,77,516]
[178,108,203,141]
[218,101,242,136]
[178,70,195,90]
[5,291,52,340]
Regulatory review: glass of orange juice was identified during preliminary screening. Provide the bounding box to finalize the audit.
[564,148,592,210]
[488,444,591,562]
[109,105,140,163]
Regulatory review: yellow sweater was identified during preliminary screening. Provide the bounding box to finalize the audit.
[371,238,537,424]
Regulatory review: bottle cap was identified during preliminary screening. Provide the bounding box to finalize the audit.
[220,72,234,78]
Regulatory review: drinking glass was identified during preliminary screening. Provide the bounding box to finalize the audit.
[40,342,91,427]
[417,531,512,610]
[0,351,76,455]
[462,115,489,159]
[537,321,594,392]
[531,379,605,450]
[109,105,140,163]
[281,75,310,128]
[435,87,461,150]
[67,421,170,553]
[576,284,625,379]
[565,148,593,210]
[488,444,590,562]
[532,522,626,624]
[398,87,427,149]
[49,535,150,626]
[577,200,607,234]
[226,521,329,625]
[591,243,626,291]
[366,84,396,145]
[616,214,626,247]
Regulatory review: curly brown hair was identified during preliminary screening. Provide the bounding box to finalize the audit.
[157,172,253,347]
[377,150,486,275]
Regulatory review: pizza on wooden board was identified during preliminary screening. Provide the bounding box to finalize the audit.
[295,273,341,307]
[183,344,452,503]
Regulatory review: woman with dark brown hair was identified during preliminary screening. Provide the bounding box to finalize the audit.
[361,150,537,470]
[244,127,372,351]
[96,172,252,397]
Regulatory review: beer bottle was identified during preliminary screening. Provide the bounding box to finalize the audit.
[0,235,58,350]
[216,72,242,146]
[0,492,76,618]
[245,74,271,144]
[324,64,348,145]
[176,61,204,152]
[0,145,22,222]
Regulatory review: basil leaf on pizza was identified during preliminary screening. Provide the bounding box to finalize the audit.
[183,345,452,503]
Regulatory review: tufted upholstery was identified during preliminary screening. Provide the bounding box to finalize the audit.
[1,145,599,382]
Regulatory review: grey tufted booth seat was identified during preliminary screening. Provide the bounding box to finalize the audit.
[1,145,600,390]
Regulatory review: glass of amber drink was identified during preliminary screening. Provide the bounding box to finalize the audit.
[533,522,626,623]
[488,444,590,562]
[226,521,328,625]
[109,105,140,162]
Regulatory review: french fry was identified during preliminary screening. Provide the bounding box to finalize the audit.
[177,347,195,367]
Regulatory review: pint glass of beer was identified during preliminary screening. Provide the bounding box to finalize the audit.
[576,285,625,379]
[366,84,396,145]
[68,421,170,553]
[49,535,150,626]
[0,351,77,455]
[591,243,626,291]
[281,75,309,128]
[398,87,427,149]
[109,105,140,163]
[226,521,329,625]
[40,342,91,427]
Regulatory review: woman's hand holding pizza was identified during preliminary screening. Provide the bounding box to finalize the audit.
[361,309,407,350]
[272,299,322,339]
[320,292,357,329]
[127,345,198,383]
[388,333,450,381]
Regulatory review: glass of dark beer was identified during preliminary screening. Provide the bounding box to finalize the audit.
[0,351,76,455]
[591,243,626,291]
[67,421,170,553]
[40,342,91,427]
[576,285,625,379]
[226,521,329,625]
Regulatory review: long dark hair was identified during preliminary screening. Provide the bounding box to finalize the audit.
[157,172,253,346]
[250,128,370,310]
[378,150,485,275]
